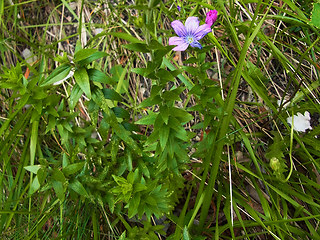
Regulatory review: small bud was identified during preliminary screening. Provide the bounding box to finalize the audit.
[205,10,218,27]
[270,157,281,171]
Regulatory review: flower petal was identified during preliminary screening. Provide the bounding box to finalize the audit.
[169,36,185,46]
[169,37,189,51]
[171,20,187,37]
[287,111,312,132]
[185,16,199,34]
[190,40,202,49]
[304,111,311,119]
[194,24,212,40]
[172,42,189,51]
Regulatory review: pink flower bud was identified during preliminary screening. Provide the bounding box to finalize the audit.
[206,10,218,27]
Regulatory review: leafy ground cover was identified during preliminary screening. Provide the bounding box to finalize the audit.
[1,0,320,239]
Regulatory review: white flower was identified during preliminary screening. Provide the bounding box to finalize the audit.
[53,68,75,85]
[287,111,312,132]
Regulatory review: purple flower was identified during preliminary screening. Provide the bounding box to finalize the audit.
[169,17,212,51]
[177,6,181,12]
[205,10,218,27]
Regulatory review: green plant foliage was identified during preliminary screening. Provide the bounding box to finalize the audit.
[265,133,288,180]
[311,3,320,28]
[2,0,320,239]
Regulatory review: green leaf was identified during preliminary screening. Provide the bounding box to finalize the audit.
[40,64,71,87]
[138,159,150,178]
[156,69,175,84]
[63,162,85,176]
[134,183,147,192]
[131,67,150,77]
[92,89,142,155]
[87,69,111,84]
[52,181,65,201]
[159,125,170,149]
[122,122,140,132]
[145,196,157,206]
[69,84,83,110]
[74,49,97,62]
[32,88,48,100]
[138,95,162,108]
[77,51,108,66]
[113,65,129,94]
[171,108,193,124]
[109,32,144,44]
[74,67,91,99]
[183,226,190,240]
[162,89,182,101]
[169,117,189,141]
[160,106,169,125]
[135,112,158,125]
[148,39,165,50]
[24,165,42,174]
[52,169,66,183]
[29,176,40,195]
[68,179,88,197]
[123,43,149,53]
[102,88,123,101]
[128,194,140,218]
[112,107,130,119]
[311,3,320,28]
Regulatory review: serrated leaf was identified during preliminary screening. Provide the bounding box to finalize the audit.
[74,67,91,98]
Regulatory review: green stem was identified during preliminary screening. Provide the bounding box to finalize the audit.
[196,0,274,231]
